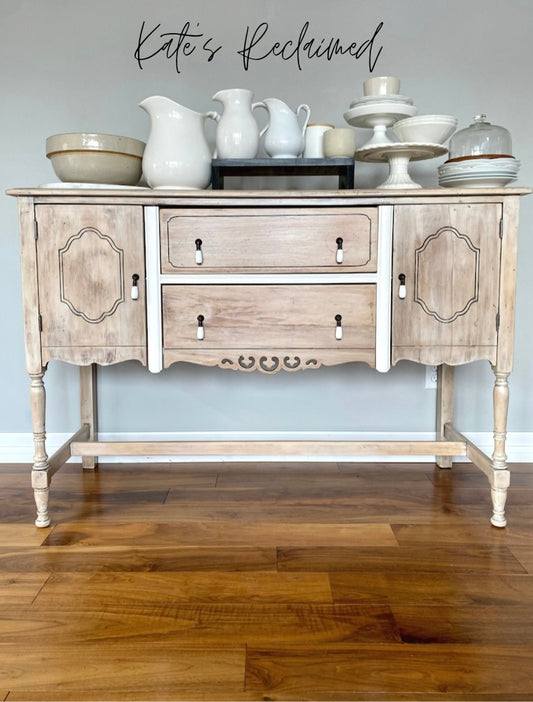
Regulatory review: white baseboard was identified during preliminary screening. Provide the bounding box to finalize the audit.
[2,431,533,464]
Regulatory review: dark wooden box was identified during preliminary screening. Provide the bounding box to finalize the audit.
[211,158,355,189]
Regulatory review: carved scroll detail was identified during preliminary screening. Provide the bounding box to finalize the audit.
[414,226,480,324]
[219,355,319,373]
[59,227,125,324]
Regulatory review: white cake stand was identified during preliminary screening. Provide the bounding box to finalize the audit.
[343,102,417,147]
[355,142,448,189]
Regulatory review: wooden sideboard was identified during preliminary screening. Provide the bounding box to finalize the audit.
[8,186,530,528]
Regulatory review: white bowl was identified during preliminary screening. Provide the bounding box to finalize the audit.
[392,115,457,144]
[46,132,145,185]
[363,76,400,96]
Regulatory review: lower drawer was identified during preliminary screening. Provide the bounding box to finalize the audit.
[162,284,376,351]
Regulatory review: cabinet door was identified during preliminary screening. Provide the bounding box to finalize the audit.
[392,204,501,366]
[35,204,146,366]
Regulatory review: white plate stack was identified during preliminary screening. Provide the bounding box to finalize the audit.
[438,156,520,187]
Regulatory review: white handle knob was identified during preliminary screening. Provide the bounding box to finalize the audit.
[195,239,203,265]
[336,237,344,264]
[197,315,205,340]
[131,274,139,300]
[335,314,343,340]
[398,274,406,299]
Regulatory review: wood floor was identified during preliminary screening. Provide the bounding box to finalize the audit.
[1,459,533,701]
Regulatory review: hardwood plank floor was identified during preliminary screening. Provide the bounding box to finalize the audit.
[1,460,533,701]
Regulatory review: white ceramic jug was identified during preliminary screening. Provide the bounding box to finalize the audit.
[139,95,218,189]
[212,88,264,159]
[259,98,311,158]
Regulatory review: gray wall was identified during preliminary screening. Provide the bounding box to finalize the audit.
[2,0,532,439]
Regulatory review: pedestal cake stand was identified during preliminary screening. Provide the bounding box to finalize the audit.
[355,142,448,189]
[343,101,417,147]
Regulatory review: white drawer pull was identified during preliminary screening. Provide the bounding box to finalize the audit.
[398,273,407,299]
[131,274,139,300]
[197,314,205,340]
[195,238,203,265]
[336,237,344,264]
[335,314,343,340]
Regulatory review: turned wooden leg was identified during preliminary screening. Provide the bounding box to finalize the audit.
[436,364,455,468]
[29,370,51,527]
[80,364,98,470]
[490,366,511,528]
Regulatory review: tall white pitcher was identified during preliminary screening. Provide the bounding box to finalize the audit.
[212,88,264,159]
[139,95,218,189]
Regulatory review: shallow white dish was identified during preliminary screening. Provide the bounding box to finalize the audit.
[439,175,518,183]
[439,167,519,175]
[439,175,517,187]
[439,157,518,169]
[344,102,417,124]
[438,165,519,181]
[439,173,517,181]
[439,168,519,178]
[439,162,519,171]
[439,171,519,181]
[39,182,149,189]
[444,156,518,165]
[349,94,414,107]
[439,170,518,178]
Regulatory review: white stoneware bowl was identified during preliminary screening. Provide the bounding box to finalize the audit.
[363,76,400,96]
[392,115,457,144]
[46,133,145,185]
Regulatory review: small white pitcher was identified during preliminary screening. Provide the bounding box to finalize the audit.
[259,98,311,158]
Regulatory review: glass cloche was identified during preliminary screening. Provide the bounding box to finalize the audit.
[448,114,512,161]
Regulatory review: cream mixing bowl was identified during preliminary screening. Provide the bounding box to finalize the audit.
[46,132,145,185]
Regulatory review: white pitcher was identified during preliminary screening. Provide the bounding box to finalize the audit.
[212,88,264,159]
[259,98,311,158]
[139,95,218,189]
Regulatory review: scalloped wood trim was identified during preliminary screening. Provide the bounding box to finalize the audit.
[163,348,375,372]
[391,346,496,366]
[42,347,147,366]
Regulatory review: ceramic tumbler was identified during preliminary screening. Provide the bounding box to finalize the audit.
[323,128,357,158]
[303,123,334,158]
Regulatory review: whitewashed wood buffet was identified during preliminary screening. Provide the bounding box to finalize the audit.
[8,186,530,528]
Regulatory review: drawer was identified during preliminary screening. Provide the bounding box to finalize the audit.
[160,208,377,273]
[162,284,376,351]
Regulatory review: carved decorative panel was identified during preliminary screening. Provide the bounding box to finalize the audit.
[59,227,125,324]
[414,226,480,323]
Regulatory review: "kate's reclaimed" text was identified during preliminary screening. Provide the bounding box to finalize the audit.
[134,20,384,74]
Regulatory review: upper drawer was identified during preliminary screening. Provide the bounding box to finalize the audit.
[160,207,378,273]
